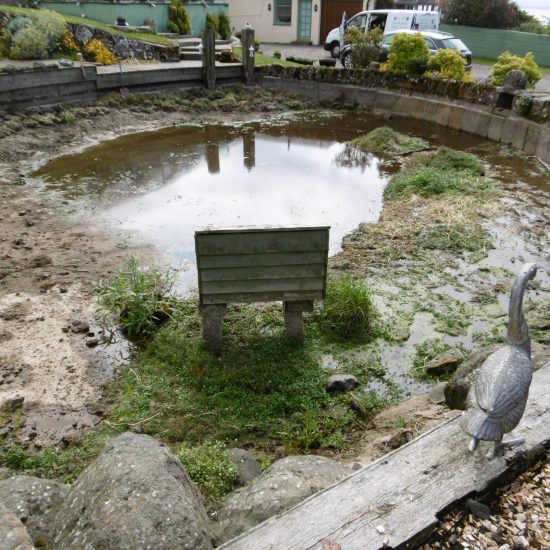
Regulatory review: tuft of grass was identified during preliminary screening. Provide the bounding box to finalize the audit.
[93,257,175,338]
[232,47,300,68]
[426,147,485,175]
[319,275,380,342]
[58,110,76,124]
[384,166,495,201]
[176,441,238,498]
[351,127,429,156]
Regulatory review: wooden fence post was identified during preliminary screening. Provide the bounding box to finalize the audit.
[241,27,255,85]
[202,28,216,89]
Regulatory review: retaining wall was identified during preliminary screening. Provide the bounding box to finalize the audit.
[259,75,550,164]
[0,63,242,109]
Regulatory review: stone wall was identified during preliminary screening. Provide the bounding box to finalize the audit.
[259,76,550,165]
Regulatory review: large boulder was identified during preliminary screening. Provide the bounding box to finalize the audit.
[51,432,212,550]
[0,476,68,546]
[213,455,352,545]
[0,502,33,550]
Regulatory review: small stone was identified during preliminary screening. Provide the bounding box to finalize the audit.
[425,348,464,376]
[0,396,24,413]
[326,374,359,393]
[466,499,492,520]
[28,254,52,268]
[376,525,385,534]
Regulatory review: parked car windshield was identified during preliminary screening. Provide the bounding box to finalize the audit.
[440,38,468,51]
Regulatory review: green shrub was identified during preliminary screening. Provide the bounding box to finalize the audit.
[177,441,238,497]
[218,12,231,40]
[168,0,191,35]
[5,10,66,59]
[426,48,466,80]
[344,27,383,69]
[515,94,534,116]
[351,126,429,155]
[206,12,219,36]
[320,275,379,341]
[489,51,541,88]
[386,32,430,76]
[93,257,175,337]
[9,24,48,59]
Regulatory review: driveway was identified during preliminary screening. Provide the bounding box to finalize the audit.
[261,43,550,93]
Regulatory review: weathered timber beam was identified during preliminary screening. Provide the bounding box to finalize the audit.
[219,363,550,550]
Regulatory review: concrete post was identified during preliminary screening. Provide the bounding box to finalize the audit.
[202,28,216,90]
[283,301,314,343]
[201,304,226,352]
[241,27,255,86]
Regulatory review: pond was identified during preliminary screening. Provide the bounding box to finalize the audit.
[33,110,542,290]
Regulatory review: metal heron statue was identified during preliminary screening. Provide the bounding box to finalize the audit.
[461,263,538,460]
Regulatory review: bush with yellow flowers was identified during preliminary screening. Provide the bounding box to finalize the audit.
[84,38,116,65]
[61,32,80,54]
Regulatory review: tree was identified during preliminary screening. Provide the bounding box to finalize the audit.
[440,0,520,29]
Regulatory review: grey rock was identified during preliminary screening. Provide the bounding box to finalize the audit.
[388,429,414,449]
[502,69,527,92]
[0,467,12,480]
[326,373,359,392]
[0,502,33,550]
[425,348,464,376]
[51,432,212,550]
[230,448,262,485]
[213,455,352,545]
[0,476,68,545]
[466,499,492,520]
[427,382,447,404]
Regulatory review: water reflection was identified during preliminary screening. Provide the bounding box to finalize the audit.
[33,117,392,285]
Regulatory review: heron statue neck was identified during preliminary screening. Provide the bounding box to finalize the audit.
[506,263,537,356]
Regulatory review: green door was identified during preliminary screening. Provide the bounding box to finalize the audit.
[297,0,312,42]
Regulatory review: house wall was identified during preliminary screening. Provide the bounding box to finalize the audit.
[229,0,322,45]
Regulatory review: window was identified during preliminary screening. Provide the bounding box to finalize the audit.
[274,0,292,26]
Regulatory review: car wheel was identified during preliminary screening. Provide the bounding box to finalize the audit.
[330,42,340,58]
[342,51,353,70]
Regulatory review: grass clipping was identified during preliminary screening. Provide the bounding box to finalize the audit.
[351,126,430,156]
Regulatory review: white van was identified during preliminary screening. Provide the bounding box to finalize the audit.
[324,9,441,58]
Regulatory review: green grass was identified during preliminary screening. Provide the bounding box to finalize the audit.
[0,4,177,46]
[232,47,301,68]
[351,127,429,156]
[422,224,492,255]
[384,147,496,202]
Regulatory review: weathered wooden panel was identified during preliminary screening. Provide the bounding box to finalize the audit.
[195,227,329,306]
[199,251,327,269]
[201,290,322,305]
[201,277,325,296]
[219,364,550,550]
[196,228,329,256]
[201,264,326,283]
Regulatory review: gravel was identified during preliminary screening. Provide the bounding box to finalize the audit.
[423,453,550,549]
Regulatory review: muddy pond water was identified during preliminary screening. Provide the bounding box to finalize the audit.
[32,111,549,291]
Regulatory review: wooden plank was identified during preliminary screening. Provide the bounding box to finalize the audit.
[199,251,328,269]
[201,277,325,296]
[196,229,329,256]
[200,264,326,283]
[219,364,550,550]
[202,290,323,305]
